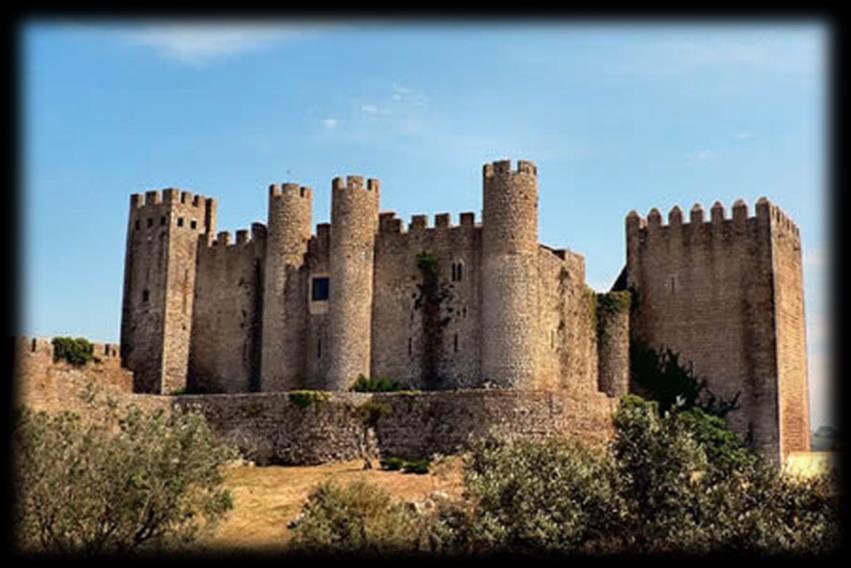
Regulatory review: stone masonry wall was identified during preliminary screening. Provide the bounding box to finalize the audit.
[189,225,266,393]
[261,184,313,392]
[370,211,482,389]
[769,206,811,458]
[326,176,380,390]
[13,337,173,415]
[121,189,216,394]
[625,199,785,459]
[172,389,619,466]
[481,160,540,389]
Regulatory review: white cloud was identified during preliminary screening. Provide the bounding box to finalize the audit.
[684,149,715,162]
[322,118,339,129]
[736,130,753,140]
[117,22,324,65]
[361,104,380,115]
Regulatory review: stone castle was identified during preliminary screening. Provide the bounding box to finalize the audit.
[118,158,810,461]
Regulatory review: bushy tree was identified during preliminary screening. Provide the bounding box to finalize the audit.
[289,479,420,555]
[461,435,625,554]
[287,396,838,556]
[13,395,237,555]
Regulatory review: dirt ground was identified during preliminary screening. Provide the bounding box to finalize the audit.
[196,457,465,552]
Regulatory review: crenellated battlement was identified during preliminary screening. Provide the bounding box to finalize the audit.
[626,197,800,243]
[16,336,122,365]
[131,188,215,209]
[332,176,380,192]
[204,224,267,250]
[483,159,538,178]
[376,211,480,236]
[269,183,312,199]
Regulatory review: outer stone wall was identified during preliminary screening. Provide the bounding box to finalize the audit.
[14,337,171,415]
[172,389,619,466]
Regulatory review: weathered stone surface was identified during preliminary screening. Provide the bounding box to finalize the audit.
[625,199,810,461]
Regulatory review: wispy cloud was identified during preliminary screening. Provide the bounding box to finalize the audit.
[736,130,754,141]
[322,118,339,129]
[116,22,325,65]
[684,149,715,162]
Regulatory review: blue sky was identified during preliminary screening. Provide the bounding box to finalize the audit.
[21,20,831,427]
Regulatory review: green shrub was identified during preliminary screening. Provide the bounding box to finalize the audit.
[51,337,94,367]
[288,390,331,409]
[289,480,419,554]
[289,397,839,556]
[13,396,237,555]
[351,374,402,393]
[630,340,740,417]
[402,459,430,475]
[380,457,405,471]
[611,394,839,554]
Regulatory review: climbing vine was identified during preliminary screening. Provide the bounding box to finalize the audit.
[413,251,454,389]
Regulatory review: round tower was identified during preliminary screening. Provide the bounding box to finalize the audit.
[261,182,313,391]
[325,175,380,390]
[481,159,539,388]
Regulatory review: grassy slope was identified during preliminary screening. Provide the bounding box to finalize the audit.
[197,458,465,551]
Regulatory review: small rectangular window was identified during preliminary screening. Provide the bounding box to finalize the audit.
[190,220,197,229]
[160,216,166,226]
[453,333,459,353]
[177,217,184,227]
[142,289,150,302]
[135,219,140,230]
[147,218,153,228]
[311,277,330,301]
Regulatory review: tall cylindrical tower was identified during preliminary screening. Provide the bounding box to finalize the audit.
[325,175,380,390]
[261,182,313,391]
[481,159,539,388]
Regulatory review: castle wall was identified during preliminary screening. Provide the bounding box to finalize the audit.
[121,189,215,394]
[558,251,600,396]
[625,200,788,459]
[189,226,266,393]
[596,291,631,397]
[370,212,482,389]
[325,176,380,390]
[261,184,312,391]
[304,223,331,389]
[481,160,540,388]
[171,389,618,466]
[14,337,170,415]
[769,207,811,458]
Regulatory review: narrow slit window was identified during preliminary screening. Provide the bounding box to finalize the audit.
[311,277,330,301]
[142,289,150,303]
[317,338,322,359]
[160,216,166,226]
[147,218,153,228]
[453,333,459,353]
[408,337,412,356]
[135,219,140,230]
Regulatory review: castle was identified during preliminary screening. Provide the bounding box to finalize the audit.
[119,159,810,461]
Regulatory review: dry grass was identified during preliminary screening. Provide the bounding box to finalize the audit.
[195,457,465,552]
